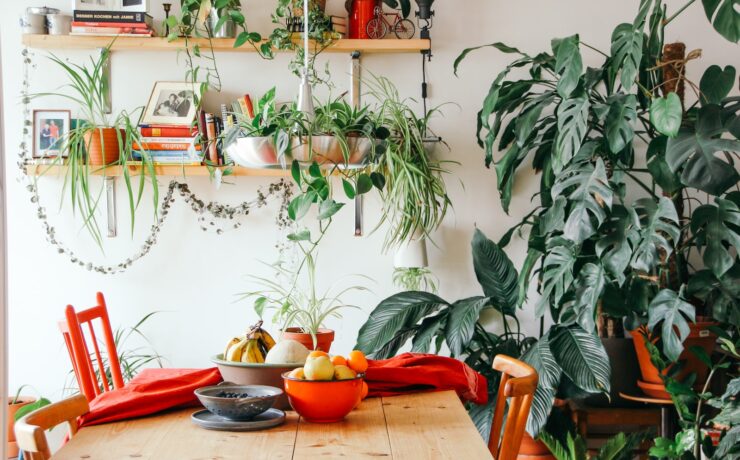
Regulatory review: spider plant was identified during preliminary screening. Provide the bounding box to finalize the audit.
[31,46,158,246]
[392,267,438,293]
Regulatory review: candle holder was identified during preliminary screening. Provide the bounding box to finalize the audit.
[163,3,172,36]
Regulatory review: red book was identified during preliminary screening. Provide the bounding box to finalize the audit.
[204,113,219,165]
[139,126,197,137]
[72,21,150,28]
[133,143,201,151]
[244,95,255,119]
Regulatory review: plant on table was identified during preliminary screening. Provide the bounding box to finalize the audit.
[31,46,159,246]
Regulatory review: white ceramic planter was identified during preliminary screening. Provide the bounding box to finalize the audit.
[393,230,429,268]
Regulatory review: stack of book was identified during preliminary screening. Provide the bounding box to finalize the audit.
[71,10,155,36]
[133,125,201,165]
[330,16,347,36]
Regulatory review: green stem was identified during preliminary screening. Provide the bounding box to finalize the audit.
[664,0,696,26]
[580,41,609,58]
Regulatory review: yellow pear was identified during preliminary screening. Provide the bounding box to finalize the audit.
[304,355,334,380]
[333,365,357,380]
[288,367,305,379]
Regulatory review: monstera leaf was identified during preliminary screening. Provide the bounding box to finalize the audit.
[630,197,680,272]
[687,265,740,327]
[552,35,582,98]
[596,205,639,285]
[355,292,449,358]
[536,238,576,318]
[521,335,561,436]
[472,228,519,313]
[562,263,606,332]
[609,0,651,89]
[690,197,740,278]
[646,136,682,194]
[551,157,613,244]
[666,105,740,195]
[647,288,696,362]
[554,95,590,173]
[702,0,740,43]
[550,325,611,394]
[445,296,492,357]
[605,93,637,153]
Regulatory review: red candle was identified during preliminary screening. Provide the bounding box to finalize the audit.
[350,0,378,39]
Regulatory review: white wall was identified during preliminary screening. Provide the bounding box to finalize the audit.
[2,0,737,405]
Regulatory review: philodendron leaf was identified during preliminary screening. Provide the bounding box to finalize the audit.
[355,291,449,358]
[647,288,696,362]
[650,93,683,137]
[554,95,590,173]
[701,0,740,43]
[646,136,682,194]
[445,296,491,357]
[521,335,561,436]
[287,190,317,221]
[552,35,582,98]
[630,197,680,272]
[550,325,611,394]
[561,262,606,332]
[690,197,740,278]
[699,65,736,105]
[471,228,519,314]
[317,199,344,220]
[687,265,740,327]
[536,238,576,319]
[610,23,643,90]
[595,205,638,285]
[605,93,637,153]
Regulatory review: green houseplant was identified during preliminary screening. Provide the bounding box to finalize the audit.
[32,47,159,246]
[453,0,738,449]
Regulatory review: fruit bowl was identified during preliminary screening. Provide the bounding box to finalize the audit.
[195,383,283,421]
[282,372,364,423]
[212,355,301,410]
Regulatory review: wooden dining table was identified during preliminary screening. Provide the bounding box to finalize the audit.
[52,390,493,459]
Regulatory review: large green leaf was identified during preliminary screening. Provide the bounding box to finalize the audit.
[410,312,448,353]
[453,42,527,76]
[536,238,576,318]
[445,296,491,357]
[468,402,495,443]
[521,335,561,436]
[702,0,740,43]
[691,198,740,278]
[595,205,638,285]
[472,228,519,313]
[605,93,637,153]
[646,136,682,194]
[687,265,740,327]
[515,92,556,149]
[355,292,449,358]
[518,247,543,309]
[561,263,606,332]
[629,197,680,272]
[699,65,736,105]
[551,157,613,244]
[610,23,643,90]
[650,93,682,137]
[552,35,583,98]
[647,288,696,361]
[554,95,590,173]
[550,325,611,394]
[666,105,740,195]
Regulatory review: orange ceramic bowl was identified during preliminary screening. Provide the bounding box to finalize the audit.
[282,372,364,423]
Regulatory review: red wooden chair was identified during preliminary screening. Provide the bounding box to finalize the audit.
[58,292,124,402]
[489,354,539,460]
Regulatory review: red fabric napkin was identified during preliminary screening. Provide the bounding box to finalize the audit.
[78,367,222,427]
[365,352,488,405]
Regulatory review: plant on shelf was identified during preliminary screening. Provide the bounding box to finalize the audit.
[6,386,51,458]
[31,47,159,246]
[455,0,738,449]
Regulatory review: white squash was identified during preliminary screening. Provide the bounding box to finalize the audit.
[264,339,310,364]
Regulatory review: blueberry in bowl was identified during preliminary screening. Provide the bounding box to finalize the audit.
[195,383,283,421]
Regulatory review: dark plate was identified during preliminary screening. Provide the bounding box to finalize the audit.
[191,408,286,432]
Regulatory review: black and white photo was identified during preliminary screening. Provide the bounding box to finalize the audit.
[141,82,197,126]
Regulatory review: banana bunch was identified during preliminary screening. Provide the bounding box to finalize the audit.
[223,321,276,364]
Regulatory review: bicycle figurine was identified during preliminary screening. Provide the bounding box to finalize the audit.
[366,6,415,39]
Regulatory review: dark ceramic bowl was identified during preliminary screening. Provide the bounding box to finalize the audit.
[195,383,283,421]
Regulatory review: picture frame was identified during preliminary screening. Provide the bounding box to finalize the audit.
[119,0,149,13]
[33,110,71,159]
[141,82,197,126]
[72,0,115,11]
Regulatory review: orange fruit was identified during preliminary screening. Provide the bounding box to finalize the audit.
[347,350,368,373]
[361,381,369,400]
[331,355,347,366]
[308,350,329,359]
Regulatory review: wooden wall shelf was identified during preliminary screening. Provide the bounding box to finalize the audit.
[21,34,430,54]
[24,163,290,178]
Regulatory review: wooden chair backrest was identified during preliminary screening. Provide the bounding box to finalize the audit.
[14,394,89,460]
[58,292,124,401]
[488,354,539,460]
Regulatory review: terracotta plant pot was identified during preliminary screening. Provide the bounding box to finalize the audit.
[7,396,36,458]
[517,432,555,460]
[631,321,717,398]
[281,328,335,352]
[84,127,123,166]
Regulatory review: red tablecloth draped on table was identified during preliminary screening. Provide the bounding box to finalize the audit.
[78,367,222,427]
[365,353,489,405]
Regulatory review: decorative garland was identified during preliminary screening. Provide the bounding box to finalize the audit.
[19,48,294,274]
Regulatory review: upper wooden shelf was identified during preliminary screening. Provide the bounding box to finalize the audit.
[25,163,290,177]
[21,34,430,54]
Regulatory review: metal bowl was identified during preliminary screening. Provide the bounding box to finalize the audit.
[211,355,300,410]
[226,136,281,167]
[290,135,374,165]
[195,383,283,421]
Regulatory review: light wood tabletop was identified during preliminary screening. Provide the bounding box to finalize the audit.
[52,390,492,460]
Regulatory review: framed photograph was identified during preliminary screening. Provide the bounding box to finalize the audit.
[72,0,114,11]
[141,82,197,126]
[120,0,149,13]
[33,110,71,159]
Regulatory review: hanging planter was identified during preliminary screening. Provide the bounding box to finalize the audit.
[290,135,374,166]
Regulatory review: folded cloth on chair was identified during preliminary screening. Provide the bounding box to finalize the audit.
[79,367,222,427]
[365,353,488,405]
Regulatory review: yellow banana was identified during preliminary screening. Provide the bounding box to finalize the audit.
[223,337,242,359]
[259,329,277,351]
[226,337,249,362]
[242,339,265,363]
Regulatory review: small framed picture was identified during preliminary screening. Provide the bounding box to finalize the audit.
[73,0,114,11]
[120,0,149,13]
[33,110,71,158]
[141,82,197,126]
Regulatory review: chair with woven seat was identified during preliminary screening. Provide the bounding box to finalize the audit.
[489,354,539,460]
[14,394,90,460]
[58,292,124,402]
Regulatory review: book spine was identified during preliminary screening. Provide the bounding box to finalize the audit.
[71,21,150,28]
[71,26,152,34]
[70,32,154,37]
[139,127,197,136]
[138,136,197,143]
[133,143,201,151]
[73,10,152,24]
[205,113,219,165]
[243,95,255,119]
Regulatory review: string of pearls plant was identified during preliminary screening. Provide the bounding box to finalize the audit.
[19,48,294,275]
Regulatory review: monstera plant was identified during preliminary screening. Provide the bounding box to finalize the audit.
[452,0,739,443]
